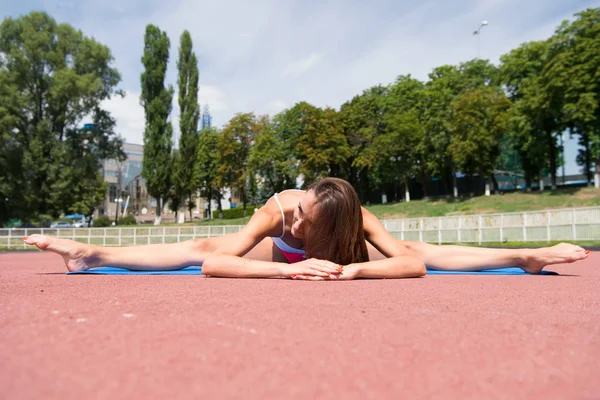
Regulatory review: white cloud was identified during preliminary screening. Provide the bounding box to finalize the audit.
[268,100,288,113]
[101,90,145,145]
[281,53,323,78]
[198,85,229,114]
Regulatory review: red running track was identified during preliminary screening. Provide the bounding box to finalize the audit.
[1,251,599,399]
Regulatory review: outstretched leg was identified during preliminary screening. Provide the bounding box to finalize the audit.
[24,234,220,272]
[401,241,589,273]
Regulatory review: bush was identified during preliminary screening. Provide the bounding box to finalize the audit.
[221,207,255,219]
[117,215,137,226]
[32,214,54,228]
[93,216,113,227]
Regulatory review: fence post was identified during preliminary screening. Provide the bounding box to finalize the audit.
[162,227,166,244]
[103,228,106,246]
[118,228,122,246]
[478,215,482,245]
[401,219,404,241]
[572,209,576,241]
[419,218,423,242]
[500,215,504,243]
[523,212,527,242]
[546,211,551,242]
[88,228,91,245]
[457,217,462,243]
[8,228,12,250]
[133,227,137,246]
[177,227,181,243]
[438,217,442,245]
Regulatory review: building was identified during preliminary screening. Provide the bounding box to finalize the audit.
[201,104,212,129]
[98,143,149,220]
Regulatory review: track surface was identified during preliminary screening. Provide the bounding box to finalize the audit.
[1,251,599,399]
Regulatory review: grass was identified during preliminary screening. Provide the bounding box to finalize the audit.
[364,187,600,219]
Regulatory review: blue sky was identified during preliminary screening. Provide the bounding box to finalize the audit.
[2,0,596,175]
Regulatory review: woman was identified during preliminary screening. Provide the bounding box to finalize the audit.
[24,178,589,279]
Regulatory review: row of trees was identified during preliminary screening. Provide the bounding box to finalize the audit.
[144,8,599,218]
[1,9,598,226]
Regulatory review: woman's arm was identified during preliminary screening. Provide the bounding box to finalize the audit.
[291,256,426,280]
[202,255,342,279]
[361,207,409,257]
[349,255,426,279]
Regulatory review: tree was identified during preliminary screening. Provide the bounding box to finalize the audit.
[248,115,296,199]
[424,61,499,198]
[376,75,427,202]
[0,11,123,225]
[500,40,564,190]
[339,87,388,202]
[544,8,600,187]
[294,104,350,185]
[448,87,511,194]
[194,127,220,219]
[175,30,200,219]
[218,113,255,216]
[140,25,174,223]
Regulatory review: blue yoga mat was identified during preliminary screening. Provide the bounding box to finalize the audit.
[68,266,557,275]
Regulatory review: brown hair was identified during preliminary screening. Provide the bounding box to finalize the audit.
[304,178,369,265]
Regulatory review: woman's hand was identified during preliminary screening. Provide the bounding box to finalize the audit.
[283,258,343,280]
[290,263,359,281]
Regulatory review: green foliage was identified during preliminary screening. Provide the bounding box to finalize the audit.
[249,115,297,199]
[93,215,112,227]
[222,207,256,219]
[174,30,200,219]
[140,24,174,218]
[0,11,123,225]
[194,127,221,218]
[448,87,511,181]
[543,8,600,183]
[117,215,137,226]
[218,113,256,213]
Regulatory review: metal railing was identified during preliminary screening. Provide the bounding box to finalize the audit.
[1,207,599,249]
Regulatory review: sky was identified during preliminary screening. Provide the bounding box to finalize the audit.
[2,0,596,175]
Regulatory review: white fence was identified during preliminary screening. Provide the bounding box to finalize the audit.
[1,207,599,249]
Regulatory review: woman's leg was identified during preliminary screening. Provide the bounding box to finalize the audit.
[399,241,589,273]
[24,234,233,272]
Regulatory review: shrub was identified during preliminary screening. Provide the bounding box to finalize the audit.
[221,207,255,219]
[117,215,137,226]
[93,216,113,227]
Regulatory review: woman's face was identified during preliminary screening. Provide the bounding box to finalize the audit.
[291,190,317,239]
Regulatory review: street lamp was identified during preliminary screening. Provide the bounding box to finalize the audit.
[114,197,123,224]
[473,20,489,59]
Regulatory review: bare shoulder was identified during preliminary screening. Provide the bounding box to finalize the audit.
[244,190,303,236]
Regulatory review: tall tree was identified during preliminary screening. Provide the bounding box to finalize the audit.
[140,25,174,223]
[544,8,600,187]
[175,30,200,220]
[295,104,350,185]
[248,115,296,198]
[218,113,255,216]
[194,127,220,219]
[377,75,427,202]
[501,39,567,190]
[0,11,123,225]
[448,87,511,194]
[339,87,388,202]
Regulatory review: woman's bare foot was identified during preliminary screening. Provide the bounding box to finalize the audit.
[23,234,100,272]
[521,243,590,274]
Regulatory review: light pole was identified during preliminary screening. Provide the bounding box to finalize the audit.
[473,20,489,59]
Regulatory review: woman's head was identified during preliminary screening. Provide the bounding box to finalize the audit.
[292,178,369,265]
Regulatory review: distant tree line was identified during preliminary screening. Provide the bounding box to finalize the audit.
[1,9,599,226]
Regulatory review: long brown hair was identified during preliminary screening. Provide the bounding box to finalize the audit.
[304,178,369,265]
